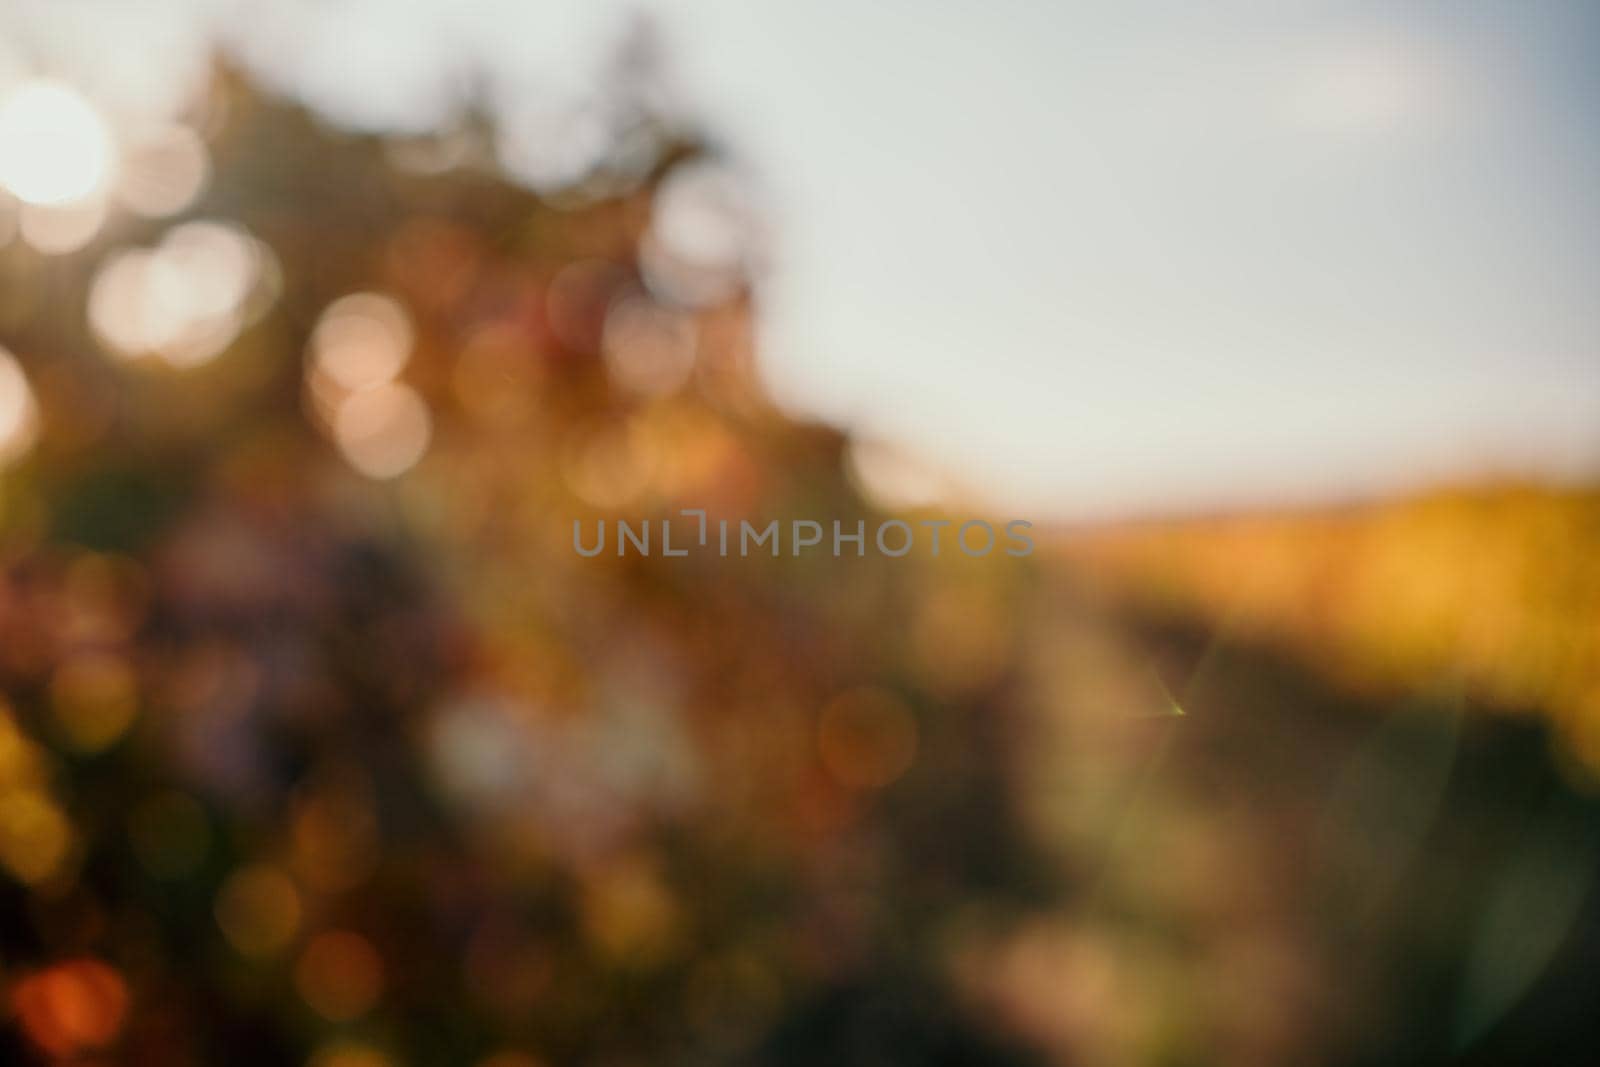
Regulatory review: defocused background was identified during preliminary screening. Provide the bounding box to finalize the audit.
[4,0,1597,517]
[0,2,1596,1066]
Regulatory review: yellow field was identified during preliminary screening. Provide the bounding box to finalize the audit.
[1066,484,1600,773]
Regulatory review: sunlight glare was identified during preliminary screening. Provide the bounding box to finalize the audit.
[0,82,115,206]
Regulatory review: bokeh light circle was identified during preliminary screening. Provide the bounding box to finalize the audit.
[0,82,115,206]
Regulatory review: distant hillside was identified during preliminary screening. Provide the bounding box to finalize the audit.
[1062,484,1600,773]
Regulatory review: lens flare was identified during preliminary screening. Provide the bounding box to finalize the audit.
[310,292,413,392]
[603,295,698,397]
[0,82,115,206]
[117,123,209,218]
[333,382,432,479]
[0,347,40,466]
[18,196,107,255]
[89,221,267,368]
[296,930,384,1021]
[10,959,129,1059]
[215,863,302,958]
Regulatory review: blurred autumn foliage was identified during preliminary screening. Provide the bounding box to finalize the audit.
[0,58,1051,1067]
[0,50,1598,1067]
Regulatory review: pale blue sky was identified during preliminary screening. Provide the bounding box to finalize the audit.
[5,0,1598,517]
